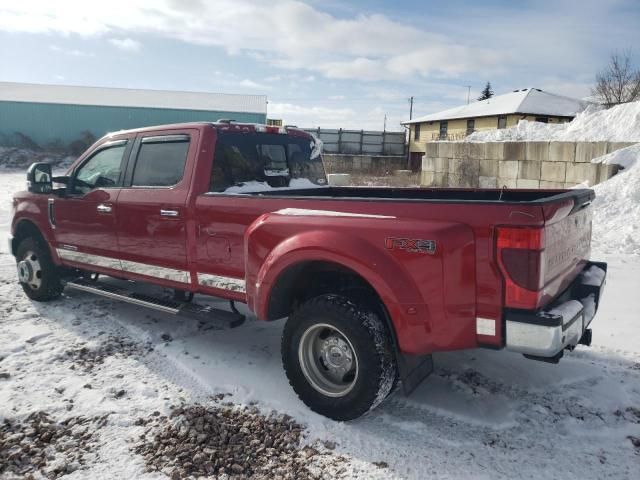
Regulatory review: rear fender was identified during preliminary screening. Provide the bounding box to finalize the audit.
[245,212,476,355]
[246,225,426,354]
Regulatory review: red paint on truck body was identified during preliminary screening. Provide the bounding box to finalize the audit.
[11,122,596,356]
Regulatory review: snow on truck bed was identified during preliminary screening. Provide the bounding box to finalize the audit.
[1,148,640,479]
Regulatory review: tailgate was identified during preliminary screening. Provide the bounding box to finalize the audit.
[540,192,594,306]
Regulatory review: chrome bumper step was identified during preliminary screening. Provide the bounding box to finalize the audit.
[65,278,245,328]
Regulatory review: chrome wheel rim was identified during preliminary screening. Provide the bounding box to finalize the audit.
[298,323,359,397]
[17,250,42,290]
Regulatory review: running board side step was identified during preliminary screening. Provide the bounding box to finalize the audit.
[65,278,245,328]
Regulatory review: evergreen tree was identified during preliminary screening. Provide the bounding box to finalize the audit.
[477,82,494,101]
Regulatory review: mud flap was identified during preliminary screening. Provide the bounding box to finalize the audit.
[398,352,434,395]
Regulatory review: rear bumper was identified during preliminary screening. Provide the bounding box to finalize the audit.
[505,261,607,360]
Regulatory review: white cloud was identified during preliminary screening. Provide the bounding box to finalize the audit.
[268,102,356,128]
[108,38,141,52]
[49,45,95,57]
[0,0,505,81]
[239,79,271,90]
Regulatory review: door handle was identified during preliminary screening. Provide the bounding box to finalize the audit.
[160,209,179,217]
[97,203,112,213]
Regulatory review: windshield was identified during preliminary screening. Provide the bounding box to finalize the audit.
[209,132,327,193]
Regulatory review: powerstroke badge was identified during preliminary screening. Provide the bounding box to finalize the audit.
[385,238,437,255]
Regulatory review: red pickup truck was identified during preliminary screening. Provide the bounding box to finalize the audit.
[10,121,607,421]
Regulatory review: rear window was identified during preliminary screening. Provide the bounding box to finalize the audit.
[210,132,326,192]
[132,136,190,187]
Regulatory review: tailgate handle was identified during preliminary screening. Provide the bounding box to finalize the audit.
[160,209,179,217]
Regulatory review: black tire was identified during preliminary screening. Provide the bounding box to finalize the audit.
[282,294,397,421]
[15,237,63,302]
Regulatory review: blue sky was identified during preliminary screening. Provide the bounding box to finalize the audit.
[0,0,638,130]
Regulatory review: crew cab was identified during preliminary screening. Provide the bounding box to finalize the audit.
[10,121,607,421]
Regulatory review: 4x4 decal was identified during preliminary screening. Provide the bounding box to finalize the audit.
[385,237,437,255]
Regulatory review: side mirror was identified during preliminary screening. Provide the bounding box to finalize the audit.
[27,163,53,194]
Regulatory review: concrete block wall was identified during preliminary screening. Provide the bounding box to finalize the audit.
[323,154,407,175]
[420,141,636,188]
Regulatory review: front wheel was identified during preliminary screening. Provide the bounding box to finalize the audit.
[282,294,397,421]
[15,237,63,302]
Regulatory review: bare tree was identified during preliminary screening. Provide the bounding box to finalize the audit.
[592,50,640,107]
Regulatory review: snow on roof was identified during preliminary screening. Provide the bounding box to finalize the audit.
[403,88,588,124]
[0,81,267,114]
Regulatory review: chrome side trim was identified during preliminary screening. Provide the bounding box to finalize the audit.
[197,273,246,293]
[56,248,123,270]
[273,208,395,219]
[56,248,190,284]
[120,260,190,283]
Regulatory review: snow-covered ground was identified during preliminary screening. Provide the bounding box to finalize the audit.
[466,101,640,142]
[592,144,640,255]
[1,169,639,479]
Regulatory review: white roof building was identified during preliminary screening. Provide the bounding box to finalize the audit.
[403,88,587,124]
[0,81,267,114]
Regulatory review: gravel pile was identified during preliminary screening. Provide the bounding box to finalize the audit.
[134,404,347,479]
[60,336,151,372]
[0,412,107,479]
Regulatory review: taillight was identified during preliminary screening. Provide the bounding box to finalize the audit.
[496,227,546,309]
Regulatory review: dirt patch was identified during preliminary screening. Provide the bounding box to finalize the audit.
[0,412,107,479]
[134,404,348,479]
[59,336,151,372]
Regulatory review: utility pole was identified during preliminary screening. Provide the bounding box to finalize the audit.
[466,85,471,104]
[406,97,414,170]
[383,114,387,131]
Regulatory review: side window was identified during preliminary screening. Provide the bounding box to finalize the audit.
[497,115,507,129]
[414,123,421,141]
[466,119,475,134]
[210,132,326,192]
[73,144,126,194]
[439,121,448,139]
[131,136,190,187]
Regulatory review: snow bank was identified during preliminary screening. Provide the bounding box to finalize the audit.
[0,147,75,169]
[466,101,640,142]
[591,143,640,255]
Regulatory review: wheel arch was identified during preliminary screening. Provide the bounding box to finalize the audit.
[11,218,48,257]
[264,259,402,356]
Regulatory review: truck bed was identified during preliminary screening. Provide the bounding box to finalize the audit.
[243,186,595,205]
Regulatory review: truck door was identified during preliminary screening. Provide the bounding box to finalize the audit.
[52,137,133,271]
[115,129,198,288]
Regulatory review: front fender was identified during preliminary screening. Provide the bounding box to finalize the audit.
[11,194,58,262]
